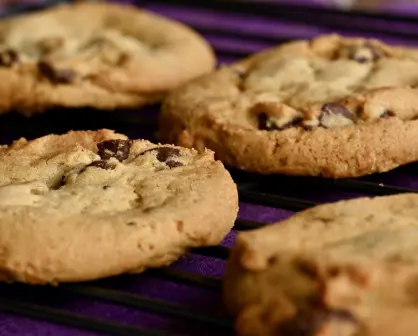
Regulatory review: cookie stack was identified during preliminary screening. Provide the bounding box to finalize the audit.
[2,3,418,336]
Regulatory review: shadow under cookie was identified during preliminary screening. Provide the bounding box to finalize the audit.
[0,105,160,145]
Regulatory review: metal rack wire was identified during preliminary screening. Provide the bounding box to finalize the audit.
[1,1,418,335]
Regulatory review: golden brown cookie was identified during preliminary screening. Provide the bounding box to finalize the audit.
[224,194,418,336]
[0,129,238,284]
[0,2,215,114]
[159,34,418,178]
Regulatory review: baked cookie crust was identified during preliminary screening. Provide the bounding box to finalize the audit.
[224,194,418,336]
[159,34,418,178]
[0,2,215,114]
[0,129,238,284]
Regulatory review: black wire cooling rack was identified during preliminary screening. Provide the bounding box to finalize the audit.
[1,1,418,335]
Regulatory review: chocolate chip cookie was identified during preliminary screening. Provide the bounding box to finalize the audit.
[0,2,215,114]
[159,34,418,178]
[224,193,418,336]
[0,129,238,284]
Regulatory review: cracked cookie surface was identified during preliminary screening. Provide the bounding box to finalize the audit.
[0,2,215,114]
[159,34,418,178]
[0,129,237,284]
[224,193,418,336]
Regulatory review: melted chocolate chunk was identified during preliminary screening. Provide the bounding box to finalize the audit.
[87,160,113,170]
[258,113,302,131]
[0,49,19,67]
[351,44,385,63]
[353,56,369,64]
[352,50,371,63]
[79,160,114,173]
[139,147,183,168]
[97,140,131,161]
[166,160,183,168]
[38,61,77,84]
[320,103,356,128]
[296,260,319,280]
[258,113,269,130]
[380,110,395,118]
[155,147,180,162]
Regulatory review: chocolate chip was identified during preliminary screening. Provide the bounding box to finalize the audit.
[351,44,385,63]
[155,147,180,162]
[97,140,130,161]
[117,53,130,66]
[103,185,110,190]
[322,103,354,119]
[0,49,19,67]
[38,61,77,84]
[258,113,269,130]
[296,260,319,280]
[138,147,183,168]
[267,255,278,265]
[87,160,113,170]
[79,160,113,173]
[166,160,183,168]
[258,113,302,131]
[353,56,369,64]
[380,110,394,118]
[327,266,341,278]
[319,103,356,128]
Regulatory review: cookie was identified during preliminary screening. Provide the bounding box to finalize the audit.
[0,129,238,284]
[224,193,418,336]
[0,2,215,114]
[159,34,418,178]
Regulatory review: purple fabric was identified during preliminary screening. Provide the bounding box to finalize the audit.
[1,1,418,335]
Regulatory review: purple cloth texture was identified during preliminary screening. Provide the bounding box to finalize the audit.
[0,1,417,15]
[1,1,418,335]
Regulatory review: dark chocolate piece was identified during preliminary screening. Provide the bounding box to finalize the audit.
[0,49,19,67]
[97,140,131,161]
[38,61,77,84]
[319,103,356,128]
[380,110,395,118]
[258,113,303,131]
[87,160,113,170]
[138,147,183,168]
